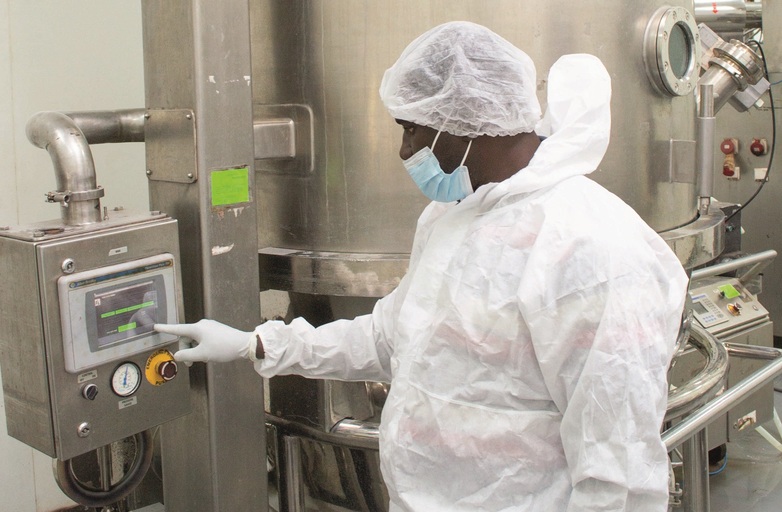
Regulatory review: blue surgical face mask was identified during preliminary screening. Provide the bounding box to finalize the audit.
[403,131,473,202]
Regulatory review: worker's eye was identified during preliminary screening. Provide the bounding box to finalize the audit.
[401,124,415,135]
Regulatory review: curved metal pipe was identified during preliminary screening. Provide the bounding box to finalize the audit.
[25,109,146,226]
[64,109,146,144]
[666,323,730,421]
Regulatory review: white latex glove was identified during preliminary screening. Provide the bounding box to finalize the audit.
[154,319,256,365]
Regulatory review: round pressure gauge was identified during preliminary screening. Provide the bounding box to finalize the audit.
[111,362,142,397]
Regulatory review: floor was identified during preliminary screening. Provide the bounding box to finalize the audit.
[708,382,782,512]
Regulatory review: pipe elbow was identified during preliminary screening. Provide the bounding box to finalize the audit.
[26,111,97,192]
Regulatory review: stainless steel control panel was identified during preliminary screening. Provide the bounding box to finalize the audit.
[689,277,769,336]
[0,213,190,460]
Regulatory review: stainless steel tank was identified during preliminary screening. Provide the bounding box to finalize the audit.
[253,1,702,265]
[250,2,709,511]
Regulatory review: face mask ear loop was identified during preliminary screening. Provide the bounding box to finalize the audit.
[430,130,443,152]
[460,139,473,167]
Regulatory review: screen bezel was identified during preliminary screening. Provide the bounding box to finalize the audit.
[58,254,179,373]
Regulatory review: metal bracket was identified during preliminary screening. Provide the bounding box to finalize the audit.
[144,109,197,183]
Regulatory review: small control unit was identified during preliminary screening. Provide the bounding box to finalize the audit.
[689,277,769,336]
[0,213,190,460]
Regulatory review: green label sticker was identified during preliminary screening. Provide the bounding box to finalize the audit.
[718,284,740,299]
[211,167,250,206]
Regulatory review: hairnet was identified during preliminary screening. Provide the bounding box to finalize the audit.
[379,21,542,137]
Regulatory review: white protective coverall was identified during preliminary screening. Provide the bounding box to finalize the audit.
[253,54,689,511]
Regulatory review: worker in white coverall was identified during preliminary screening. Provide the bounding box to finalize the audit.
[157,21,689,512]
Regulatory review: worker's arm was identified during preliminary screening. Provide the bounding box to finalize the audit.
[155,286,398,384]
[521,237,686,512]
[249,290,396,383]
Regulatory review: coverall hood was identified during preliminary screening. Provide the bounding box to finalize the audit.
[480,53,612,204]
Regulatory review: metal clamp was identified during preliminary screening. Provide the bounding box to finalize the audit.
[46,186,105,205]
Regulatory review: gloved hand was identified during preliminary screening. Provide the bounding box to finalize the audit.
[154,319,256,365]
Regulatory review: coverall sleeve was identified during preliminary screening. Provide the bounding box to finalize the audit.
[521,238,686,511]
[250,287,398,383]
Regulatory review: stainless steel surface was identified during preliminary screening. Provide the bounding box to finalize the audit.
[695,0,763,38]
[53,430,154,508]
[663,345,782,449]
[643,6,701,96]
[268,415,379,452]
[258,250,408,297]
[720,322,774,439]
[682,430,710,512]
[0,210,169,242]
[698,83,717,215]
[64,109,146,144]
[690,249,777,281]
[673,273,774,453]
[144,109,197,183]
[708,4,780,338]
[667,323,730,421]
[283,436,304,512]
[699,31,768,112]
[142,0,267,510]
[267,415,387,512]
[330,419,380,442]
[0,217,189,461]
[25,110,146,226]
[254,118,297,160]
[660,208,725,269]
[252,0,701,261]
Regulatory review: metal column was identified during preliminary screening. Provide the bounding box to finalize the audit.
[141,0,266,510]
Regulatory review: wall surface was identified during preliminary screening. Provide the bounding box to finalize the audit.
[0,1,146,510]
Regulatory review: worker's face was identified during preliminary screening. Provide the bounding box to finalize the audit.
[395,120,467,173]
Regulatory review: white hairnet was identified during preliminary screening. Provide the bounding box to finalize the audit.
[379,21,542,137]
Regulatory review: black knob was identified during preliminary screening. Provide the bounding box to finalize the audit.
[157,360,178,381]
[81,383,98,401]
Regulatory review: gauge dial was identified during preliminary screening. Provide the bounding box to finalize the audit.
[111,362,141,397]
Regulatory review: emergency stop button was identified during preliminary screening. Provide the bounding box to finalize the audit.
[158,360,178,381]
[145,349,178,386]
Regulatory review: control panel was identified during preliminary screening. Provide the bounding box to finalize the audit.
[0,214,190,460]
[689,277,769,336]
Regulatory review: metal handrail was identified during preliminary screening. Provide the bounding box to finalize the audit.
[690,250,777,285]
[664,344,782,450]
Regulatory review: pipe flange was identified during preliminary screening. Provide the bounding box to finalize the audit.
[712,40,765,85]
[708,55,750,91]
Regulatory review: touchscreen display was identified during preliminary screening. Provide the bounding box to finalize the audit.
[59,253,177,373]
[94,280,159,347]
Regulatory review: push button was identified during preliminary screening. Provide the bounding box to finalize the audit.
[157,360,178,381]
[145,349,178,386]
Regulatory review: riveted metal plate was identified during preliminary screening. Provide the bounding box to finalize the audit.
[144,109,198,183]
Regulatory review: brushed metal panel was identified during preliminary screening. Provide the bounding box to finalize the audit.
[0,236,55,456]
[143,0,267,510]
[252,0,699,259]
[145,109,197,183]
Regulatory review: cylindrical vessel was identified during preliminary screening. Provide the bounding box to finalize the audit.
[253,0,700,273]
